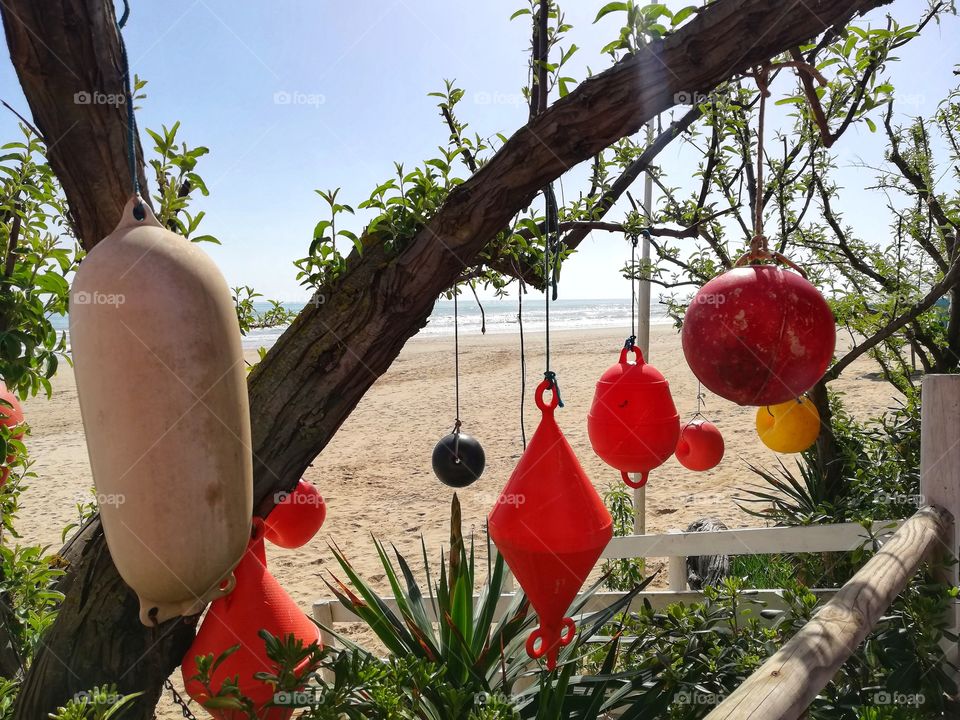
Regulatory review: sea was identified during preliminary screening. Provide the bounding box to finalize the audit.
[50,297,674,350]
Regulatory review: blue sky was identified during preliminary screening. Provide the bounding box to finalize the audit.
[1,0,957,301]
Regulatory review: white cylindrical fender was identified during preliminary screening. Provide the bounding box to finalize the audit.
[70,197,252,626]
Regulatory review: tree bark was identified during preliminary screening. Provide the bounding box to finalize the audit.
[1,0,893,715]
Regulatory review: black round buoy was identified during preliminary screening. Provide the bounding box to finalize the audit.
[432,432,485,488]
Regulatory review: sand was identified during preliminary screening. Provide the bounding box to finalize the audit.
[16,324,897,715]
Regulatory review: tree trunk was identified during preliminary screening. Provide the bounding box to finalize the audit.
[1,0,892,715]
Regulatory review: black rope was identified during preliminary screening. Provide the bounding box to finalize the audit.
[518,279,527,449]
[542,183,563,407]
[626,233,639,350]
[114,0,145,220]
[453,289,461,433]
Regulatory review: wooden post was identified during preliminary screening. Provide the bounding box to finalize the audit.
[314,601,338,682]
[920,374,960,688]
[703,506,951,720]
[667,530,686,591]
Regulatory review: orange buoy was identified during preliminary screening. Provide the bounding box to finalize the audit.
[587,345,680,488]
[264,480,327,549]
[182,520,320,719]
[489,379,612,670]
[756,397,820,453]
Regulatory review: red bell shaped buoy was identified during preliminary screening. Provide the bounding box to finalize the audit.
[587,345,680,488]
[264,480,327,549]
[182,520,320,719]
[675,419,724,471]
[682,265,835,406]
[489,379,612,671]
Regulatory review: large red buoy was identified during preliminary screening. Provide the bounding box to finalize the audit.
[682,264,835,406]
[675,418,724,471]
[587,345,680,488]
[489,379,612,670]
[264,480,327,549]
[182,520,320,719]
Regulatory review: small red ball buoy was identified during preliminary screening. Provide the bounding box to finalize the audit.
[264,480,327,549]
[587,345,680,488]
[1,381,25,487]
[682,265,835,406]
[675,419,724,471]
[182,520,320,719]
[489,379,612,671]
[0,382,24,437]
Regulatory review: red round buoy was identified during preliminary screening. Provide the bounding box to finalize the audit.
[182,520,320,719]
[1,381,25,483]
[681,265,835,406]
[489,379,612,671]
[675,419,724,471]
[264,479,327,549]
[0,381,24,441]
[587,345,680,488]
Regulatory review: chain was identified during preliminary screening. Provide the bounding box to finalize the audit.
[164,679,199,719]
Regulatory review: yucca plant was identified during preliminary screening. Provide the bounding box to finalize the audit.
[323,494,657,716]
[735,458,840,525]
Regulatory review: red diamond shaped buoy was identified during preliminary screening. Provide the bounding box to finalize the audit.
[488,379,612,670]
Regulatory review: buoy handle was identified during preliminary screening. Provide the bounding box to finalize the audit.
[622,470,648,488]
[534,378,560,413]
[619,345,645,366]
[525,617,576,670]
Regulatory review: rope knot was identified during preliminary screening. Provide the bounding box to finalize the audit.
[543,371,564,408]
[624,335,636,350]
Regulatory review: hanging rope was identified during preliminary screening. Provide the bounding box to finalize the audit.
[752,66,770,252]
[114,0,145,220]
[542,183,563,407]
[452,288,462,434]
[625,233,639,350]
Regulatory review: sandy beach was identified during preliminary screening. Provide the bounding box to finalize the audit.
[17,324,897,714]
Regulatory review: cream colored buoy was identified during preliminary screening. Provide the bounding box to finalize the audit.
[70,197,252,626]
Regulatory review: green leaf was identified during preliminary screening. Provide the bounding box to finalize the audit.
[594,2,629,23]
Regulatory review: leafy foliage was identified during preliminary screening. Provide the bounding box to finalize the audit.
[0,125,76,398]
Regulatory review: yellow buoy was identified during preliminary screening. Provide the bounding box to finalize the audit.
[755,397,820,453]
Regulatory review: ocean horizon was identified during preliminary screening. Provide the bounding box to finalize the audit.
[51,297,674,350]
